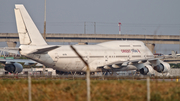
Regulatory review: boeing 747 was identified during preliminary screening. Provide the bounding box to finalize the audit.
[8,4,170,75]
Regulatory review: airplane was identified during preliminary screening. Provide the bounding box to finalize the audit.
[159,50,179,58]
[168,50,179,58]
[0,47,42,74]
[0,47,20,55]
[6,4,170,76]
[0,58,42,73]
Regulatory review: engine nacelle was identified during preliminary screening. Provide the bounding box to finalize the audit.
[154,62,170,73]
[4,63,23,73]
[140,65,154,75]
[103,66,111,69]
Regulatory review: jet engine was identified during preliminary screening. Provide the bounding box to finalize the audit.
[139,65,154,75]
[4,63,23,73]
[154,62,170,73]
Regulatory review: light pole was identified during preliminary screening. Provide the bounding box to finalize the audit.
[94,22,96,34]
[118,22,121,34]
[84,22,86,34]
[43,0,46,76]
[43,0,46,40]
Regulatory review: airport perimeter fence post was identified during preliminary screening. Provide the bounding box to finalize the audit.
[42,65,46,77]
[86,66,91,101]
[70,46,91,101]
[147,77,150,101]
[102,72,104,80]
[176,76,179,82]
[28,73,32,101]
[73,73,74,80]
[132,71,135,80]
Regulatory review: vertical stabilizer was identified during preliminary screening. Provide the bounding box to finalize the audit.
[15,4,47,46]
[14,8,31,45]
[171,50,177,58]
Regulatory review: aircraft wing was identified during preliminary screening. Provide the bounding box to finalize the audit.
[0,47,20,55]
[102,58,159,68]
[0,59,42,66]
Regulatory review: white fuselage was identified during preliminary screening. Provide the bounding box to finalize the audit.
[19,41,154,72]
[13,5,170,75]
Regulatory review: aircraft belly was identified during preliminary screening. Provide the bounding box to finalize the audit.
[55,58,85,71]
[120,65,137,71]
[25,54,54,67]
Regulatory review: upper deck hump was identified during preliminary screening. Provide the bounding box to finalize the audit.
[97,40,145,48]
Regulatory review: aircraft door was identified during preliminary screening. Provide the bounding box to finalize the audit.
[85,51,89,62]
[53,53,59,66]
[129,44,133,60]
[104,51,109,65]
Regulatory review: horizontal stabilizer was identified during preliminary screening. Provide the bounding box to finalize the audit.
[30,46,60,54]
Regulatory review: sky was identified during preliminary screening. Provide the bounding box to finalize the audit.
[0,0,180,54]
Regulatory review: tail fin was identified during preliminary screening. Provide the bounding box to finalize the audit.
[14,4,47,46]
[171,50,177,58]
